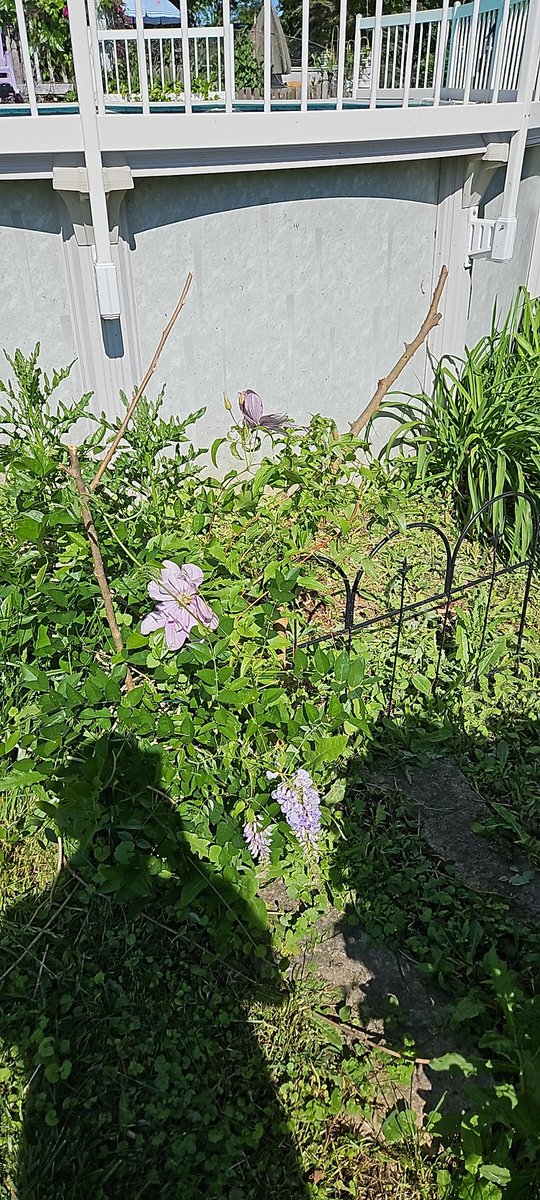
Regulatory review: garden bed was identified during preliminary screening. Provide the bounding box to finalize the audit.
[1,326,539,1198]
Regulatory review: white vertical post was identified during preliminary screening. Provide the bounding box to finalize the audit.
[264,0,272,112]
[415,21,423,89]
[433,0,450,105]
[383,25,390,87]
[86,0,105,112]
[369,0,383,109]
[402,0,417,106]
[423,20,432,88]
[352,16,362,98]
[67,0,120,319]
[229,23,236,102]
[134,0,150,111]
[301,0,310,110]
[497,0,540,259]
[447,1,460,89]
[222,0,233,112]
[490,0,510,102]
[335,0,347,109]
[126,41,132,95]
[463,0,480,103]
[13,0,37,115]
[179,0,192,111]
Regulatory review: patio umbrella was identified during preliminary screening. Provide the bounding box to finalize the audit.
[122,0,180,26]
[253,4,291,77]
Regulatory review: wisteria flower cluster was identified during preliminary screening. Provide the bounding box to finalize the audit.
[271,768,321,850]
[141,561,218,651]
[243,817,273,864]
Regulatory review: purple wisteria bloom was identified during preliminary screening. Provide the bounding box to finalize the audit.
[238,389,290,433]
[141,561,218,651]
[272,768,321,849]
[243,818,273,864]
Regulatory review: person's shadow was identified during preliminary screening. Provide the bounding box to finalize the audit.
[1,735,308,1199]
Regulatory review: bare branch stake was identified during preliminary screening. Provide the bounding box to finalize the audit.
[68,444,134,691]
[90,272,193,491]
[350,265,448,437]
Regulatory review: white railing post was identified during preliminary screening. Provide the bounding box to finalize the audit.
[369,0,383,109]
[336,0,347,110]
[87,0,105,113]
[463,0,480,103]
[490,0,511,102]
[13,0,38,115]
[494,0,540,259]
[301,0,309,109]
[179,0,192,112]
[264,0,272,112]
[229,22,236,104]
[433,0,450,105]
[67,0,120,319]
[402,0,417,107]
[352,15,361,102]
[134,0,150,111]
[222,0,233,111]
[447,1,461,89]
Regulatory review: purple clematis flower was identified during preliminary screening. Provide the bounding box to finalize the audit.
[238,389,290,433]
[141,561,218,651]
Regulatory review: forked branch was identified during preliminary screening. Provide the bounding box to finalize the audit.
[349,265,448,437]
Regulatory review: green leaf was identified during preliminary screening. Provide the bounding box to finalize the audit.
[311,1016,343,1050]
[479,1166,511,1186]
[348,657,365,688]
[380,1106,417,1144]
[315,734,348,764]
[411,672,431,696]
[211,437,225,467]
[114,840,135,864]
[430,1053,478,1077]
[452,997,486,1023]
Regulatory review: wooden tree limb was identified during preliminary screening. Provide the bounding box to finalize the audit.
[349,265,448,438]
[90,272,193,491]
[68,444,134,691]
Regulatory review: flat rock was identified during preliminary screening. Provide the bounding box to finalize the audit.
[375,758,540,925]
[304,909,468,1120]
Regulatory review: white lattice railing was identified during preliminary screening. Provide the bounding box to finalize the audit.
[0,0,538,114]
[96,26,233,102]
[354,0,530,105]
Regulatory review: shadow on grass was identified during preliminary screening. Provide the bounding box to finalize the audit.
[326,709,539,1118]
[0,735,308,1200]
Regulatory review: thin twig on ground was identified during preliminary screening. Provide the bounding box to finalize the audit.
[349,265,448,437]
[0,886,77,986]
[68,445,134,691]
[316,1011,431,1066]
[90,273,193,491]
[49,836,64,900]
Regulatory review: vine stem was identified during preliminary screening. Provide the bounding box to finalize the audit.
[349,265,448,437]
[68,444,135,691]
[90,272,193,491]
[66,274,193,690]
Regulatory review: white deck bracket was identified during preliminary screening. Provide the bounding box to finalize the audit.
[53,166,134,247]
[462,140,509,210]
[468,207,517,262]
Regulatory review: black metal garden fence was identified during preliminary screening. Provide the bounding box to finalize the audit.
[293,491,539,715]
